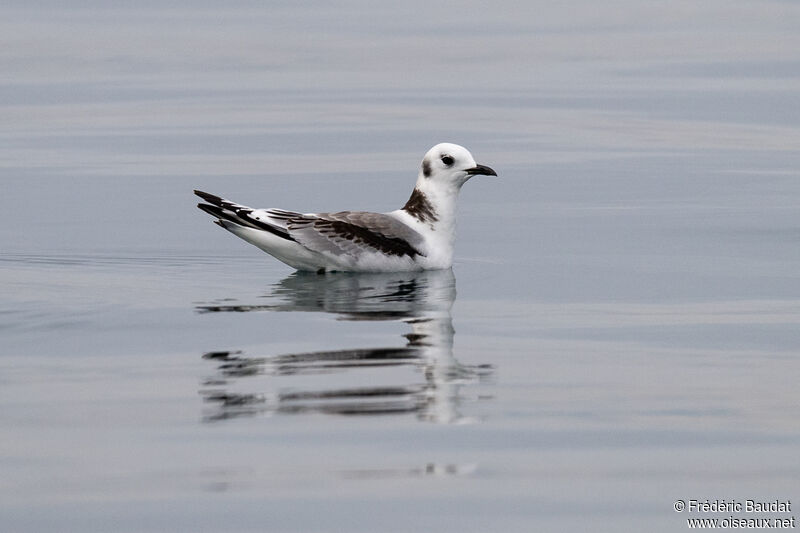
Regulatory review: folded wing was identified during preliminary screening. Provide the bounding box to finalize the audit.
[195,190,426,260]
[288,211,426,259]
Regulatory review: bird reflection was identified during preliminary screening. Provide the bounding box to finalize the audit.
[198,269,492,424]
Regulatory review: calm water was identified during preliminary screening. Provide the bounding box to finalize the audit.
[2,2,800,531]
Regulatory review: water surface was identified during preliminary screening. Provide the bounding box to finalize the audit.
[2,2,800,531]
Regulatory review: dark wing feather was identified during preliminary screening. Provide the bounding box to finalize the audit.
[288,211,425,258]
[194,189,294,241]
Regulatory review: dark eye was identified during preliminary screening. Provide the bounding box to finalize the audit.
[441,155,454,166]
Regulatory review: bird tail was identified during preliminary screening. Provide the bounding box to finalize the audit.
[194,190,294,241]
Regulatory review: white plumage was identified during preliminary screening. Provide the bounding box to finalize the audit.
[195,143,497,272]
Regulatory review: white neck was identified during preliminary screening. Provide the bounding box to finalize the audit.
[417,176,462,229]
[401,175,466,234]
[393,175,468,267]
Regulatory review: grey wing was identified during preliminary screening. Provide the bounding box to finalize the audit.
[287,211,426,259]
[258,208,304,230]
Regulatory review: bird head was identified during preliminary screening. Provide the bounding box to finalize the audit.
[418,143,497,188]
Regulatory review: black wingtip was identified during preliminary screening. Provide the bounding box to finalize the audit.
[194,190,224,206]
[197,202,223,218]
[197,203,243,228]
[196,194,297,242]
[196,202,295,241]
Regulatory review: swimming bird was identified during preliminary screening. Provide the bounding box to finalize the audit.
[194,143,497,272]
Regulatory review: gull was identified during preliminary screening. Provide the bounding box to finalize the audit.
[195,143,497,272]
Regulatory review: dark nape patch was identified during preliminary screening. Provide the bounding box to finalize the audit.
[422,159,432,178]
[313,219,422,258]
[402,188,438,225]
